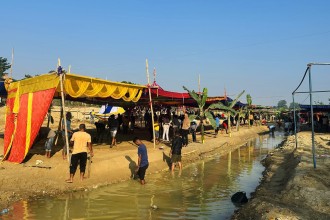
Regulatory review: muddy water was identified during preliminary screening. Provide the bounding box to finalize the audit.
[6,132,284,220]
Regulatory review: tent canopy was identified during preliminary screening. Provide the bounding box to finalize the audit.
[3,73,146,163]
[140,81,227,106]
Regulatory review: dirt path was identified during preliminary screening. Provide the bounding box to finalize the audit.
[232,132,330,220]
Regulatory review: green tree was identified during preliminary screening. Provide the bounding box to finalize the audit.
[0,57,11,78]
[236,106,247,131]
[314,101,325,105]
[277,100,288,109]
[183,86,219,143]
[121,81,136,84]
[289,102,300,110]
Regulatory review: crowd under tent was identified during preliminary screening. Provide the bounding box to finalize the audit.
[3,73,146,163]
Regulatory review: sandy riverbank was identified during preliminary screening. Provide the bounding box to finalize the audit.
[232,131,330,220]
[0,106,268,211]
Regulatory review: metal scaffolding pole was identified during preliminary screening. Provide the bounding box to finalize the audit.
[292,94,298,149]
[308,65,316,169]
[291,62,330,170]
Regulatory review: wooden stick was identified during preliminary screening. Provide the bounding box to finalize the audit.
[87,154,92,178]
[146,59,156,149]
[54,107,63,146]
[58,59,70,163]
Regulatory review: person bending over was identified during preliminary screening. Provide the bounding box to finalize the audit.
[133,137,149,185]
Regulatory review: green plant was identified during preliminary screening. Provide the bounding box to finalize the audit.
[183,86,217,143]
[209,90,245,137]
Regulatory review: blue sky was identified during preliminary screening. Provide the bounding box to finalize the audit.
[1,0,330,106]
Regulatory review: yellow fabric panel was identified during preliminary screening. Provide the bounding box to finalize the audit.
[63,73,146,102]
[6,73,146,103]
[122,88,139,102]
[131,89,143,102]
[64,79,90,98]
[97,84,117,97]
[83,83,104,97]
[7,81,19,99]
[110,86,129,99]
[7,74,59,114]
[8,74,59,99]
[12,83,20,114]
[25,93,33,156]
[65,73,146,90]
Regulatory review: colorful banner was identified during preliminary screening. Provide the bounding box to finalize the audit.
[5,88,55,163]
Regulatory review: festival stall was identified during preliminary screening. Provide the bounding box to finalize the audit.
[141,80,227,106]
[3,73,146,163]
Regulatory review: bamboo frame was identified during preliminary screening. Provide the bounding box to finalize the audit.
[58,59,71,163]
[146,59,156,149]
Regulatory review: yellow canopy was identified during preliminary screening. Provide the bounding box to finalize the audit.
[7,73,146,104]
[60,74,146,102]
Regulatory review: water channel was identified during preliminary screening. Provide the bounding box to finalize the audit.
[5,132,284,220]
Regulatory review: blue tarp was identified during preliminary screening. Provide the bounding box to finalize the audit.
[300,104,330,111]
[104,105,112,114]
[98,105,113,114]
[0,82,7,97]
[221,97,246,107]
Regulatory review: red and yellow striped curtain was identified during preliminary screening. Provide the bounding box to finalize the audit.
[3,74,59,163]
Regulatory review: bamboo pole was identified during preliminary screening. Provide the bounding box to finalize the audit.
[10,48,14,78]
[54,109,63,146]
[58,59,70,163]
[146,59,156,149]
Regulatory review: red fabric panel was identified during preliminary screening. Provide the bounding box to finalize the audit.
[7,94,28,162]
[7,88,55,163]
[150,88,190,99]
[3,98,15,156]
[28,88,56,154]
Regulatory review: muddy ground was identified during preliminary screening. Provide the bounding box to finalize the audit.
[233,131,330,220]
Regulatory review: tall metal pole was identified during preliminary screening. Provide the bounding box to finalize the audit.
[308,65,316,169]
[292,94,298,149]
[146,59,156,149]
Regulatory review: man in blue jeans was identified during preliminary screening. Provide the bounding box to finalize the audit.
[133,137,149,185]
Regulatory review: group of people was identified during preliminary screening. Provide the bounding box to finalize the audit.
[107,113,136,147]
[149,113,194,147]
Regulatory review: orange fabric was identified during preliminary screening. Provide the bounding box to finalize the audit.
[7,88,56,163]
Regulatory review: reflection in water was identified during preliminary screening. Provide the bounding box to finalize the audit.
[5,132,284,220]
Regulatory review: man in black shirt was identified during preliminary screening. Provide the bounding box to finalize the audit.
[170,131,183,171]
